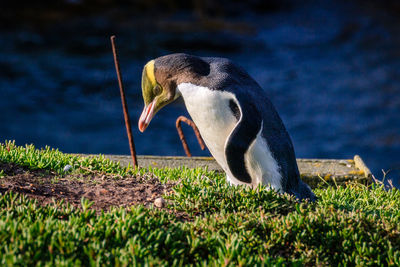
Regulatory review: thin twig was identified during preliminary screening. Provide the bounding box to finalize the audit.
[110,35,138,168]
[176,116,206,157]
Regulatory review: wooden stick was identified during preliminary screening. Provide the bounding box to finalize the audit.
[110,35,138,167]
[176,116,206,157]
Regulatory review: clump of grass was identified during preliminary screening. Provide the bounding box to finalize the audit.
[0,140,131,176]
[0,140,399,266]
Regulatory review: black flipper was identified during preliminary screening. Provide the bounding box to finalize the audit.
[225,98,262,183]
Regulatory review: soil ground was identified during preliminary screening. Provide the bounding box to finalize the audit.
[0,162,180,214]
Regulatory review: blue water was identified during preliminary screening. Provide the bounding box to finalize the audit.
[1,1,399,186]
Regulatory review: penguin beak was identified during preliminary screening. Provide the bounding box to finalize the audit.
[138,100,156,132]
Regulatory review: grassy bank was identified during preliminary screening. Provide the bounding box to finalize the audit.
[0,141,399,266]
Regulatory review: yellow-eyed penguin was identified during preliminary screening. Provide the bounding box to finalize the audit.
[138,53,315,201]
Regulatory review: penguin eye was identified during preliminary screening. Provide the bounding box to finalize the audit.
[154,85,162,95]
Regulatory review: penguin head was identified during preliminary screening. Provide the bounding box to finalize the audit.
[138,54,210,132]
[138,59,177,132]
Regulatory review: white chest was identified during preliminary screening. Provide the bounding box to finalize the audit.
[176,83,282,190]
[177,83,237,171]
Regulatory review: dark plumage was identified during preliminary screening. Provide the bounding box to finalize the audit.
[140,53,315,201]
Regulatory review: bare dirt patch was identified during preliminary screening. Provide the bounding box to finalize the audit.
[0,162,182,216]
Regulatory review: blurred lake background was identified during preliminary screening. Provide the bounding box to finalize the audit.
[1,0,399,186]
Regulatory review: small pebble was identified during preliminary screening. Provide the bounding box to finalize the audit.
[154,197,165,208]
[63,165,72,172]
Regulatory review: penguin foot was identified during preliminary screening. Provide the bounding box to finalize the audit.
[293,182,317,202]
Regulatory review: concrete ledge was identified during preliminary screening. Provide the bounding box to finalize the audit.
[77,154,372,188]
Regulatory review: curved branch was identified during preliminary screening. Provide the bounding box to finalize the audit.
[176,116,206,157]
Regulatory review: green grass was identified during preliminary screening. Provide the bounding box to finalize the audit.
[1,140,399,266]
